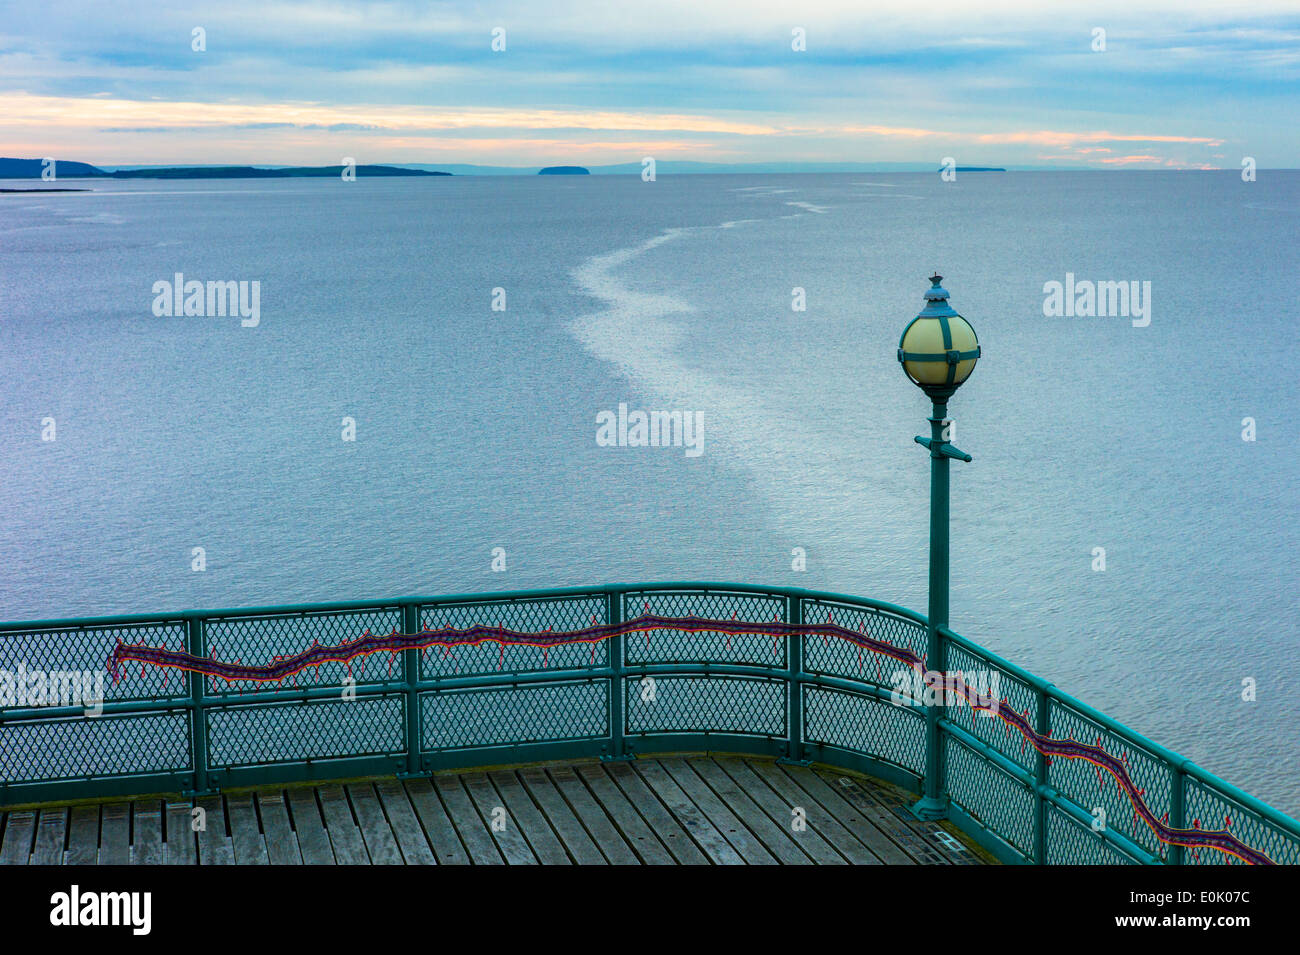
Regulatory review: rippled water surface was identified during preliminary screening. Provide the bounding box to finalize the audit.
[1,172,1295,812]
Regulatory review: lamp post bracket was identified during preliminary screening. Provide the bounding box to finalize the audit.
[914,435,973,462]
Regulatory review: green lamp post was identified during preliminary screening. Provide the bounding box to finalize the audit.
[897,274,981,820]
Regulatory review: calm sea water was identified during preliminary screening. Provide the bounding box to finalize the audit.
[1,172,1296,813]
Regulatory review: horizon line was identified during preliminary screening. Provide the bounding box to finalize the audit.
[6,156,1295,174]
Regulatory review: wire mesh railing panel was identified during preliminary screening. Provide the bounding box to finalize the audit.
[1183,775,1300,866]
[207,695,405,768]
[419,595,608,679]
[1048,698,1174,862]
[803,685,926,774]
[946,735,1035,861]
[1,620,187,706]
[420,680,608,750]
[800,598,926,684]
[621,590,788,667]
[625,675,785,737]
[944,641,1038,774]
[0,711,190,784]
[204,608,403,695]
[1045,804,1142,865]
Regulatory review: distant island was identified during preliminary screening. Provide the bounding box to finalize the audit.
[538,166,590,175]
[0,158,451,179]
[947,166,1006,172]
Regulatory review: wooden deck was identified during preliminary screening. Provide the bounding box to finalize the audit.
[0,757,990,865]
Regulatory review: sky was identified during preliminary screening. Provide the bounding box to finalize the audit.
[0,0,1296,169]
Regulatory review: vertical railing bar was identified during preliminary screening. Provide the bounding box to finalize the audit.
[912,620,948,818]
[787,595,803,761]
[187,615,210,794]
[608,589,624,758]
[402,602,421,775]
[1169,765,1186,865]
[913,626,949,818]
[1033,684,1051,864]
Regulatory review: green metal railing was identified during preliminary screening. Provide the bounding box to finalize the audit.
[2,582,1297,865]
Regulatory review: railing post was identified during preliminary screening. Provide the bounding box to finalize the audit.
[1168,765,1186,865]
[1033,684,1051,864]
[186,615,210,795]
[607,590,625,759]
[913,625,949,819]
[402,602,422,775]
[786,595,804,762]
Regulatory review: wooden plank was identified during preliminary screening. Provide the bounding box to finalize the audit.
[553,764,642,865]
[432,774,502,865]
[195,796,234,865]
[716,758,854,864]
[131,801,165,866]
[226,794,268,865]
[164,802,197,865]
[571,763,674,864]
[602,761,709,865]
[317,784,370,864]
[286,788,335,865]
[517,767,606,865]
[488,770,570,864]
[688,757,819,864]
[0,811,35,865]
[404,778,469,864]
[745,760,883,864]
[31,808,68,865]
[772,763,914,864]
[95,802,130,865]
[347,783,403,865]
[659,758,778,865]
[823,771,964,865]
[630,760,743,865]
[462,772,536,864]
[858,774,978,863]
[375,780,435,865]
[65,805,99,865]
[934,823,982,864]
[255,792,303,865]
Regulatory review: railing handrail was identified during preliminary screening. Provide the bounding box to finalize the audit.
[0,581,929,632]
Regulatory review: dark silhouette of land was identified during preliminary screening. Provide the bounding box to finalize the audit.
[0,158,451,179]
[0,158,104,178]
[109,165,450,179]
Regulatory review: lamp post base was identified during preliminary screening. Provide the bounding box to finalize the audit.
[911,795,950,821]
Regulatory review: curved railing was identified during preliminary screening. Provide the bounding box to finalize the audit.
[2,582,1297,865]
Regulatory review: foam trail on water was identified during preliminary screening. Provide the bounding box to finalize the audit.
[566,207,905,558]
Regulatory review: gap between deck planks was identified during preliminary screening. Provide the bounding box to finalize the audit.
[0,757,989,865]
